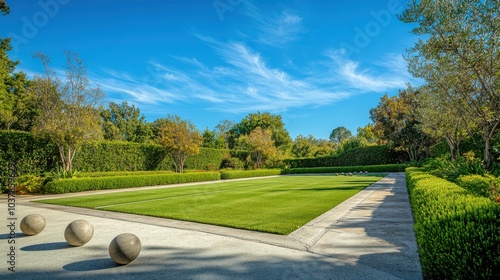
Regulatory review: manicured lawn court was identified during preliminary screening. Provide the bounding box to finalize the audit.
[38,175,382,235]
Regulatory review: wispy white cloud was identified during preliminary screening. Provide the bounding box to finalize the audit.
[242,2,304,47]
[93,40,412,114]
[324,48,413,92]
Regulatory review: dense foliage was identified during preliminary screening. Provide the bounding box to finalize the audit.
[44,172,221,194]
[406,168,500,279]
[220,169,282,179]
[284,164,406,174]
[284,145,398,168]
[0,131,57,188]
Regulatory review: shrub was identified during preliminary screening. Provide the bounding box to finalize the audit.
[220,169,282,180]
[219,156,245,170]
[284,145,398,168]
[284,164,406,174]
[44,172,221,194]
[406,168,500,279]
[14,175,46,194]
[456,174,500,203]
[424,153,486,181]
[76,170,175,178]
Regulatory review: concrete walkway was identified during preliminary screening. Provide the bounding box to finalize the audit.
[1,173,422,279]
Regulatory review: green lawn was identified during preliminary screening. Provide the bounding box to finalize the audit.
[38,174,382,234]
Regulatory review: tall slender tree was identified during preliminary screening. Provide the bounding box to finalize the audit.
[30,52,104,171]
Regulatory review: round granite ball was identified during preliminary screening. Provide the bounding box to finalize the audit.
[64,220,94,246]
[109,233,141,265]
[20,214,46,236]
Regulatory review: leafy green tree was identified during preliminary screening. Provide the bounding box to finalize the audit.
[399,0,500,168]
[100,101,152,143]
[0,0,9,15]
[156,115,203,173]
[238,127,277,169]
[292,134,333,158]
[230,112,291,151]
[202,127,224,149]
[417,85,472,160]
[313,139,334,157]
[370,85,432,161]
[356,124,379,144]
[215,120,235,149]
[329,126,352,144]
[0,38,35,131]
[30,52,104,171]
[292,134,314,158]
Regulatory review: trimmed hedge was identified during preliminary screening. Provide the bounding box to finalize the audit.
[406,168,500,279]
[220,169,282,180]
[0,130,57,180]
[73,141,166,172]
[44,172,221,194]
[284,164,406,174]
[284,145,399,168]
[76,170,175,178]
[71,141,235,172]
[184,148,230,170]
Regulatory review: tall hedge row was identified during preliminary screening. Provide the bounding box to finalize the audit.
[62,141,234,172]
[284,145,398,168]
[0,131,57,183]
[406,168,500,279]
[72,141,166,172]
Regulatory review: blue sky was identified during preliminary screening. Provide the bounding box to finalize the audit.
[1,0,420,140]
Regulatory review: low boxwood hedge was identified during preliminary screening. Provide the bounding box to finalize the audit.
[220,169,282,180]
[76,170,175,178]
[44,172,221,194]
[284,164,406,174]
[406,167,500,279]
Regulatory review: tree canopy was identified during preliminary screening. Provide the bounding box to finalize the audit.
[399,0,500,167]
[156,115,203,173]
[238,127,277,169]
[230,112,291,151]
[370,85,430,161]
[329,126,352,144]
[101,101,152,143]
[30,52,104,171]
[0,0,9,15]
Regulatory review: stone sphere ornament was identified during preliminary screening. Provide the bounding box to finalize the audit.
[109,233,141,265]
[20,214,46,236]
[64,220,94,246]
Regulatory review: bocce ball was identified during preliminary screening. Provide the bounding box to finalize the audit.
[109,233,141,265]
[20,214,46,236]
[64,219,94,246]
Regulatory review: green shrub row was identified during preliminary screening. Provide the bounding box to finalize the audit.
[406,168,500,279]
[220,169,282,180]
[284,145,399,168]
[44,172,221,194]
[284,164,406,174]
[76,170,175,178]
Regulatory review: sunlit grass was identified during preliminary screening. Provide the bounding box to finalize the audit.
[38,175,382,234]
